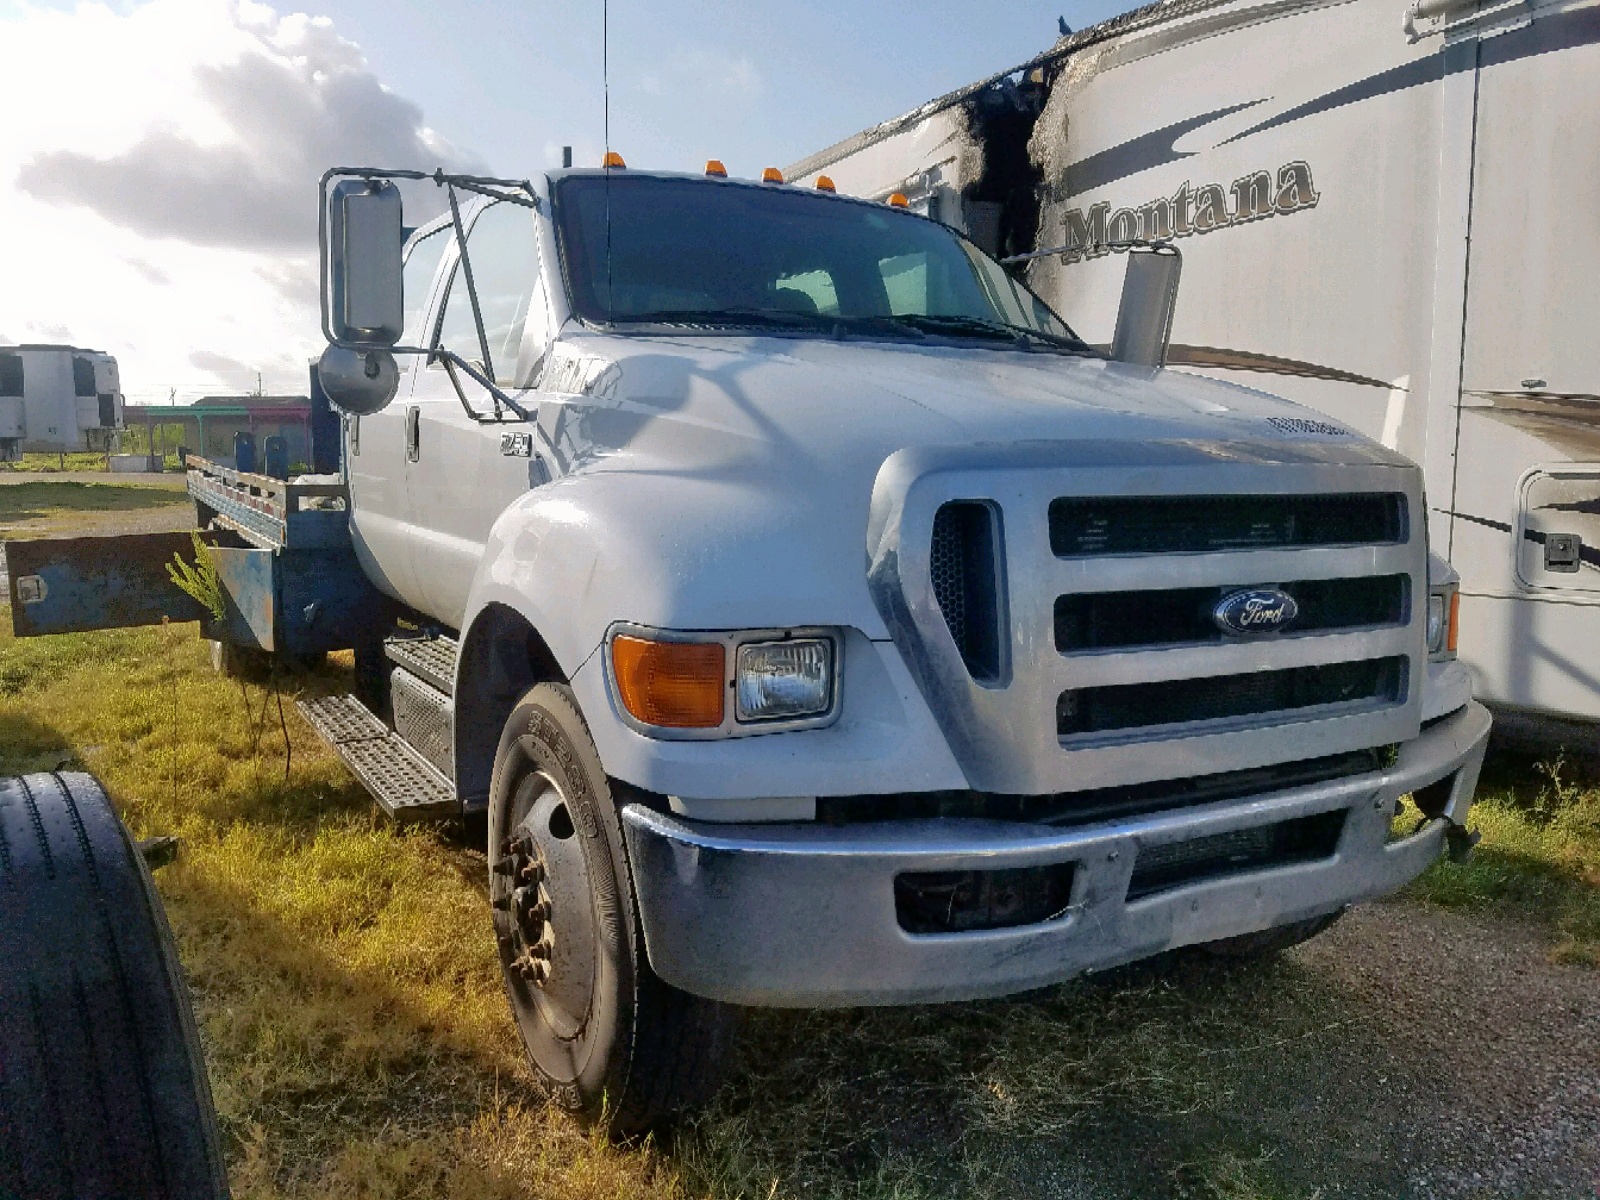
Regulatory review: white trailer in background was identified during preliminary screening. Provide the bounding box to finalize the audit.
[790,0,1600,724]
[0,343,124,461]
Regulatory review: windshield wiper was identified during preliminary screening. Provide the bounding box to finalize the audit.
[887,313,1086,350]
[613,308,930,341]
[616,307,837,329]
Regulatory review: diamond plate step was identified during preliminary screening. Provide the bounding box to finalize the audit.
[384,633,459,695]
[298,694,456,823]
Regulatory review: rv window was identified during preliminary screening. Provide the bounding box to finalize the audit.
[402,226,450,346]
[433,201,539,384]
[0,354,20,397]
[73,356,96,397]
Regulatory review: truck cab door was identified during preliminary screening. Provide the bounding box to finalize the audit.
[404,198,550,627]
[347,221,453,609]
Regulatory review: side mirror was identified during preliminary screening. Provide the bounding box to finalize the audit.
[1110,243,1181,368]
[327,179,404,347]
[317,345,399,417]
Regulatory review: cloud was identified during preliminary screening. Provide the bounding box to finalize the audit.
[187,347,308,393]
[126,259,170,286]
[0,0,476,404]
[25,322,76,343]
[14,3,478,253]
[189,349,257,378]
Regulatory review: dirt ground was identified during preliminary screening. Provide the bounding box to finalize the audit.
[1005,903,1600,1199]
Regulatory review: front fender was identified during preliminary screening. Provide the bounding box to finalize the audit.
[460,469,894,677]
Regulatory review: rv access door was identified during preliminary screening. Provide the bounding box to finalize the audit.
[1450,0,1600,598]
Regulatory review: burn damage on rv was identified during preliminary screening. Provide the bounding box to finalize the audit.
[957,76,1050,260]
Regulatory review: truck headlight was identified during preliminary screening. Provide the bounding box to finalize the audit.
[1427,585,1459,660]
[608,625,841,737]
[736,639,833,721]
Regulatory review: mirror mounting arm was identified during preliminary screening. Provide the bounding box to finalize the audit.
[438,351,537,424]
[442,181,500,417]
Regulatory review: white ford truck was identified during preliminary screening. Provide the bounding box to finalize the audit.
[306,161,1490,1134]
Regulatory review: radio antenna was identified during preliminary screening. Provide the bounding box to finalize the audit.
[603,0,611,156]
[603,0,613,323]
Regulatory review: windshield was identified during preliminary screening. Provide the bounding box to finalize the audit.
[553,174,1085,349]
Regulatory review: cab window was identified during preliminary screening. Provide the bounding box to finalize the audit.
[401,226,449,345]
[433,201,542,385]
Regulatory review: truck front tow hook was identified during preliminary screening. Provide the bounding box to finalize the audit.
[1444,820,1482,864]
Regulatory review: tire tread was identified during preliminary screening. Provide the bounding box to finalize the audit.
[0,772,228,1200]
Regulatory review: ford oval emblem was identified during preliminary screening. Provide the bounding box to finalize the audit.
[1213,588,1299,636]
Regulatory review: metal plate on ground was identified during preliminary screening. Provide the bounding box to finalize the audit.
[385,634,458,694]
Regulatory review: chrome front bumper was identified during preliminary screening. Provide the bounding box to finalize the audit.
[622,702,1492,1007]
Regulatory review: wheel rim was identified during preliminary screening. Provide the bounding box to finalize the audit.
[492,772,598,1045]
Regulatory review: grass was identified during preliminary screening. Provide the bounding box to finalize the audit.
[0,450,115,472]
[0,479,189,542]
[1,484,1596,1197]
[1404,747,1600,965]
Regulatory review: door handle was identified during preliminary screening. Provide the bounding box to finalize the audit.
[405,405,420,462]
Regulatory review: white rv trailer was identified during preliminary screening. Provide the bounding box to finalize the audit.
[789,0,1600,723]
[0,344,124,461]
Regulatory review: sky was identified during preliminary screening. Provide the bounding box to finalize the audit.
[0,0,1129,405]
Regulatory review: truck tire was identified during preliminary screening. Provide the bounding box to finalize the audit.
[487,684,738,1137]
[1200,909,1345,960]
[0,772,229,1200]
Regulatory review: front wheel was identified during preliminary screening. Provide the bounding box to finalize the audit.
[487,684,737,1137]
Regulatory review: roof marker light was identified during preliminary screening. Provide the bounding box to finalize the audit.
[602,151,627,168]
[815,175,836,192]
[887,192,909,208]
[762,167,784,183]
[704,159,728,177]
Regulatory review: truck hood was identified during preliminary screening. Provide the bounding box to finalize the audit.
[513,331,1412,637]
[536,332,1406,473]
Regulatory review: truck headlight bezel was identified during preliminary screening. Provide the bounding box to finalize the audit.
[606,623,842,739]
[1426,583,1459,661]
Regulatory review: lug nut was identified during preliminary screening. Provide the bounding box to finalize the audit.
[492,858,518,876]
[491,894,511,911]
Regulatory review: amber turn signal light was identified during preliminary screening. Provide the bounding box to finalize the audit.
[612,636,725,728]
[1447,589,1460,653]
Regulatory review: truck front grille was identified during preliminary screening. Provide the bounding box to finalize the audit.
[1126,808,1348,900]
[1049,493,1404,557]
[871,453,1424,796]
[930,501,1003,680]
[1055,574,1408,652]
[1058,657,1407,737]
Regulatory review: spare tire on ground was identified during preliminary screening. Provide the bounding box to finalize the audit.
[0,772,229,1199]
